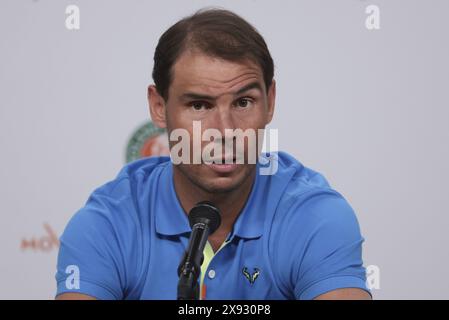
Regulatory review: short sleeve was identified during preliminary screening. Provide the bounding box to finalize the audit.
[275,191,370,300]
[55,191,130,300]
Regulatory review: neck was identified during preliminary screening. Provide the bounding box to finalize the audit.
[172,167,256,237]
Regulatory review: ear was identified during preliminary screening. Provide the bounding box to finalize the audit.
[148,85,167,129]
[266,79,276,124]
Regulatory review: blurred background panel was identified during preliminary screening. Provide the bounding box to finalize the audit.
[0,0,448,299]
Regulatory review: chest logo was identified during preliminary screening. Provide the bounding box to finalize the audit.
[242,267,260,285]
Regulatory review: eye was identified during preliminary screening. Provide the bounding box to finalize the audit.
[189,101,210,111]
[235,97,253,108]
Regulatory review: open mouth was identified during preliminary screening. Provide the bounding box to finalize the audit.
[205,155,237,164]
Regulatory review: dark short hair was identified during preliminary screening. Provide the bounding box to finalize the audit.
[152,8,274,101]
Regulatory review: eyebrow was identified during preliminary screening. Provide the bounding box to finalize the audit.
[180,81,264,101]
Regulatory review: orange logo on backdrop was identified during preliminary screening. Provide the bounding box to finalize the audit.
[21,223,59,252]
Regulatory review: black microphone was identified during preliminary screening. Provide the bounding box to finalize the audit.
[177,201,221,300]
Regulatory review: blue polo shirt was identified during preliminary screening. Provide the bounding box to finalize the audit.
[55,151,369,300]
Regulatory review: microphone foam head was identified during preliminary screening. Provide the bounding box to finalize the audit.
[188,201,221,234]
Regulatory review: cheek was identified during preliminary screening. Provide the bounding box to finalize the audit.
[165,110,198,139]
[234,102,269,126]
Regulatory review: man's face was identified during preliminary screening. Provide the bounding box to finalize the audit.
[153,49,275,193]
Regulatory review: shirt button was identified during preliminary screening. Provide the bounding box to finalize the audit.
[208,269,216,279]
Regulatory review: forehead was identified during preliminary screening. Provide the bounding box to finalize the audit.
[170,49,264,94]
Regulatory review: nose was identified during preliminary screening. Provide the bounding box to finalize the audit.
[209,103,236,141]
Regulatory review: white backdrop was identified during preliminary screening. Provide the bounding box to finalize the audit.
[1,0,448,299]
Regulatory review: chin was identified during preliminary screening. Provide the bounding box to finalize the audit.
[199,177,243,194]
[195,165,254,194]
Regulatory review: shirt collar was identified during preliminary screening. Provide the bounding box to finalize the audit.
[155,163,191,236]
[228,167,265,240]
[155,162,266,240]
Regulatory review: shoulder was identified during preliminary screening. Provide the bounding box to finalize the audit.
[94,156,171,201]
[57,157,172,299]
[268,152,363,261]
[266,153,366,297]
[62,156,171,243]
[273,151,358,229]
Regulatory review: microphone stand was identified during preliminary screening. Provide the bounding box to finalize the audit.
[177,201,221,300]
[177,223,207,300]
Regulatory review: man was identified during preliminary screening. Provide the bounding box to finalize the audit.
[56,8,371,300]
